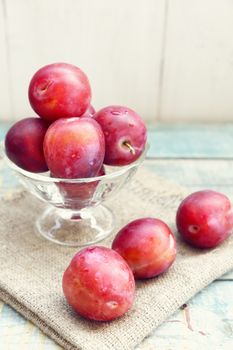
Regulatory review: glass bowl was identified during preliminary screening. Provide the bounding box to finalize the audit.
[0,142,148,247]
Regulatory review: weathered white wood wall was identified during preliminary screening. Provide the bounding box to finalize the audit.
[0,0,233,123]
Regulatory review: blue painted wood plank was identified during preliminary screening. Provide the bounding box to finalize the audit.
[145,159,233,188]
[0,302,60,349]
[139,281,233,349]
[148,123,233,158]
[0,122,11,139]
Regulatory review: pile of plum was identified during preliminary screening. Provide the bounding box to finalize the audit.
[4,63,233,323]
[63,190,233,321]
[5,62,147,178]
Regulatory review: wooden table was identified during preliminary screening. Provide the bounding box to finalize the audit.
[0,122,233,349]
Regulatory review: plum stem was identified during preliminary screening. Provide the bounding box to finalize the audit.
[123,141,135,155]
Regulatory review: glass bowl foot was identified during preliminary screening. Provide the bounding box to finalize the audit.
[35,205,115,247]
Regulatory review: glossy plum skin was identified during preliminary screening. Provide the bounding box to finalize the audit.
[176,190,233,249]
[94,106,147,166]
[5,117,48,173]
[44,117,105,178]
[62,246,135,321]
[112,218,176,279]
[80,105,95,118]
[28,63,91,122]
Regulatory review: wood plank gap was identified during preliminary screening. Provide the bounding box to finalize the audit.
[146,156,233,161]
[215,279,233,282]
[156,0,169,120]
[1,0,14,118]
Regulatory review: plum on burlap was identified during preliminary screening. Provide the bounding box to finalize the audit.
[0,168,233,350]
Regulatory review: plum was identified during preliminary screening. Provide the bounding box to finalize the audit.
[54,166,105,209]
[28,63,91,122]
[80,105,95,118]
[5,117,48,172]
[44,117,105,178]
[62,246,135,321]
[94,106,147,166]
[176,190,233,248]
[112,218,176,279]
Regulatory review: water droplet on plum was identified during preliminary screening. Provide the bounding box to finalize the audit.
[111,111,121,116]
[188,225,200,234]
[106,301,118,309]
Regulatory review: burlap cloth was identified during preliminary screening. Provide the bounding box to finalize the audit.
[0,168,233,350]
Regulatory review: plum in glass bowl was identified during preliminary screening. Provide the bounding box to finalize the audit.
[0,142,148,247]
